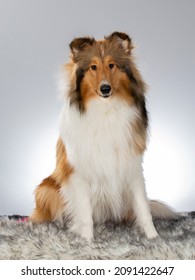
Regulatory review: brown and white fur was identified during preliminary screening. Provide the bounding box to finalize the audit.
[30,32,178,241]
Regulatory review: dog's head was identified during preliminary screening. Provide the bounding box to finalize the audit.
[66,32,146,116]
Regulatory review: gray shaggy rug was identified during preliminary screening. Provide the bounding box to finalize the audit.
[0,213,195,260]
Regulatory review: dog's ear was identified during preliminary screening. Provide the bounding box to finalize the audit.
[106,32,133,53]
[69,37,95,58]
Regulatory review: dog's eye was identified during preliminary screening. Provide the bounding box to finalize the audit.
[91,65,97,70]
[109,63,115,69]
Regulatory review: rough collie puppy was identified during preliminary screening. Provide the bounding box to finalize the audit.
[30,32,178,241]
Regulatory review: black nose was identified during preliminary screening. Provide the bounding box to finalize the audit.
[100,84,111,95]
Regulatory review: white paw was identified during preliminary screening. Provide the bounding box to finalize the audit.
[138,222,158,239]
[80,227,93,242]
[69,224,93,242]
[145,228,158,239]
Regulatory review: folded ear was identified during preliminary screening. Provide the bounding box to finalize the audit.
[106,32,133,53]
[69,37,95,57]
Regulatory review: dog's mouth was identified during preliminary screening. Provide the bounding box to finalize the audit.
[97,91,113,98]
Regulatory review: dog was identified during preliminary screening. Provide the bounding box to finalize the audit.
[30,32,178,241]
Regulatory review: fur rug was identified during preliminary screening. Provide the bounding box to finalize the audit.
[0,213,195,260]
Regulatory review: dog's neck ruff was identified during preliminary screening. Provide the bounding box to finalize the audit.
[60,96,143,223]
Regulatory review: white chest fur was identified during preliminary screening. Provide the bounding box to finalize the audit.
[60,97,143,223]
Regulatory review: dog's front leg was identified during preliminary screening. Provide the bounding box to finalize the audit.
[130,174,158,239]
[60,174,93,242]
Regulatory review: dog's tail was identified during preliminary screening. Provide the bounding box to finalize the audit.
[150,200,180,219]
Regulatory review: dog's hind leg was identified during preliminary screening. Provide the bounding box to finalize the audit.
[30,138,73,224]
[30,176,64,223]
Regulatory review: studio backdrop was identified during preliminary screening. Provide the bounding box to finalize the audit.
[0,0,194,215]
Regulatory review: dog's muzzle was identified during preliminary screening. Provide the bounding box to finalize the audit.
[100,83,112,98]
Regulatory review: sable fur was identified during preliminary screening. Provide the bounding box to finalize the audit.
[30,32,178,241]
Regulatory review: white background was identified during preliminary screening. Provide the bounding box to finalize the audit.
[0,0,194,215]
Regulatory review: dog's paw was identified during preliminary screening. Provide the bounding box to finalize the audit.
[139,222,158,239]
[69,224,93,242]
[145,228,158,239]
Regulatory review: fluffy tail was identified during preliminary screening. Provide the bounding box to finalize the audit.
[150,200,180,219]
